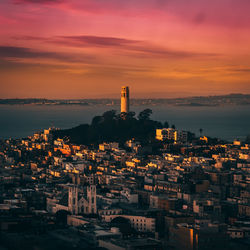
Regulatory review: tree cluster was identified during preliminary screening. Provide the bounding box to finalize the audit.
[53,109,166,145]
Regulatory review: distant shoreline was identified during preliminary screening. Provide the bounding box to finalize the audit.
[0,93,250,106]
[0,103,249,107]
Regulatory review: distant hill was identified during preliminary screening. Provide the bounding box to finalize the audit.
[0,98,50,105]
[0,98,88,105]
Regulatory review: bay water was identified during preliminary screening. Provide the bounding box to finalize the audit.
[0,104,249,141]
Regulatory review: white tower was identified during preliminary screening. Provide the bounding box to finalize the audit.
[121,86,129,113]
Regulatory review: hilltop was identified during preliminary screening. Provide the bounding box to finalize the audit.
[52,109,174,146]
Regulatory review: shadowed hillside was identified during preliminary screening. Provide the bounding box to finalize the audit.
[52,109,165,145]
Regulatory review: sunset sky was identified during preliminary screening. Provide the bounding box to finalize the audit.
[0,0,250,98]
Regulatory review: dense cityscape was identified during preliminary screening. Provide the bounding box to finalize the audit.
[1,0,250,249]
[0,87,249,250]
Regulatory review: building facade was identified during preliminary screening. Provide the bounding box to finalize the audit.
[68,184,97,215]
[156,128,187,143]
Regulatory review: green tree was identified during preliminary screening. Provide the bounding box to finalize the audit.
[138,109,152,120]
[199,128,203,136]
[102,110,117,122]
[91,115,103,126]
[163,121,169,128]
[119,111,136,120]
[245,135,250,144]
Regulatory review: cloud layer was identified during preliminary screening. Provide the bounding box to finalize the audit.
[0,0,249,98]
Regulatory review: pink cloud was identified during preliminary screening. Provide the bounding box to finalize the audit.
[11,0,250,28]
[13,35,219,60]
[0,0,249,98]
[13,0,63,4]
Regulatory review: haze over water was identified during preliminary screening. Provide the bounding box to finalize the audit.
[0,104,249,142]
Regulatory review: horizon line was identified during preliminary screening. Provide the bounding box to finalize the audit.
[0,92,249,100]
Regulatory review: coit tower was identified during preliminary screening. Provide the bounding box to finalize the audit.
[121,86,129,113]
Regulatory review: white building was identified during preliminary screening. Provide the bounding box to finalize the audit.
[156,128,187,142]
[102,214,156,233]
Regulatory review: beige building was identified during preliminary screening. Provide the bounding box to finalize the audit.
[101,214,156,233]
[156,128,178,141]
[121,86,129,113]
[156,128,187,142]
[67,215,90,227]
